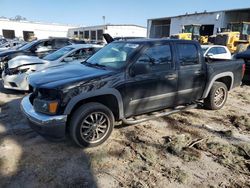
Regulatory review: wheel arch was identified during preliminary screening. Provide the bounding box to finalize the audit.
[63,88,124,120]
[203,72,234,98]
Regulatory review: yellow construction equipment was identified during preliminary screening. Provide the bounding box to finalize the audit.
[170,24,210,44]
[170,24,201,40]
[214,22,250,53]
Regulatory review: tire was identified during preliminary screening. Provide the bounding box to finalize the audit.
[204,82,228,110]
[69,102,114,147]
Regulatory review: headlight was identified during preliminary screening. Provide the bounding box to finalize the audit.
[5,67,29,75]
[33,99,59,115]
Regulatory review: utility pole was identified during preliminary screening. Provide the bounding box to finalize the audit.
[102,16,106,25]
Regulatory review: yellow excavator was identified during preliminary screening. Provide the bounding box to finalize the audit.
[170,24,209,44]
[214,22,250,53]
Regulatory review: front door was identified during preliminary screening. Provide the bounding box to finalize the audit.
[123,43,178,117]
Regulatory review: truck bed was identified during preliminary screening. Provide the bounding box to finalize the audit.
[206,59,244,89]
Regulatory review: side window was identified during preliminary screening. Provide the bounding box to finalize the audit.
[136,44,173,72]
[177,44,199,65]
[54,39,68,48]
[207,47,218,55]
[68,48,95,60]
[217,47,227,54]
[33,41,52,51]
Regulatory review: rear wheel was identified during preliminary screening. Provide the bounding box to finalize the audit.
[70,102,114,147]
[204,82,228,110]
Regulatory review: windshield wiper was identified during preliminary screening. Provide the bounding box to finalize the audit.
[81,61,107,69]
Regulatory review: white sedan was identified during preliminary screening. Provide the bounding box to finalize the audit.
[2,44,103,91]
[201,45,232,60]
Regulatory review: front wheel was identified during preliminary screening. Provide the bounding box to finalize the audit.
[70,102,114,147]
[204,82,228,110]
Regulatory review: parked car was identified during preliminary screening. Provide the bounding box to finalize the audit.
[2,44,103,91]
[201,45,231,60]
[0,40,27,52]
[235,48,250,82]
[0,38,7,45]
[21,39,244,147]
[0,37,72,74]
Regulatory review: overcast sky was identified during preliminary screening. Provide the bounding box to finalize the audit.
[1,0,250,27]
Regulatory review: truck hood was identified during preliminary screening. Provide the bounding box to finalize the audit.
[29,63,113,89]
[8,55,48,68]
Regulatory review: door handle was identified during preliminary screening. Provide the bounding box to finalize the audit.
[165,74,177,80]
[194,70,202,75]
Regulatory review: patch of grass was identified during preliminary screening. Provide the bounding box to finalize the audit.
[197,140,250,174]
[161,166,189,184]
[238,93,250,103]
[228,115,250,131]
[164,134,202,162]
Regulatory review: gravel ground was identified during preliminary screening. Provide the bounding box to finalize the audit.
[0,80,249,188]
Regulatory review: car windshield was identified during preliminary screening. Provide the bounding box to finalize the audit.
[43,46,74,61]
[18,40,38,51]
[85,42,140,69]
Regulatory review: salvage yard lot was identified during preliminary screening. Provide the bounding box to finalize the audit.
[0,80,249,188]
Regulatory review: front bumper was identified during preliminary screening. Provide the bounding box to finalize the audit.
[21,95,67,140]
[2,72,29,91]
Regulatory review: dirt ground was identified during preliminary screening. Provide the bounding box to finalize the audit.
[0,80,249,188]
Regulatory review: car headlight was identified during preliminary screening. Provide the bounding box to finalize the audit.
[6,67,29,75]
[33,99,59,115]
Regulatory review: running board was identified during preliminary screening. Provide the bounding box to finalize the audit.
[122,104,197,125]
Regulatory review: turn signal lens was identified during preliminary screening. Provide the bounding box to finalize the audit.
[49,101,58,113]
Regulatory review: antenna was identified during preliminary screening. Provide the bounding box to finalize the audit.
[102,16,106,25]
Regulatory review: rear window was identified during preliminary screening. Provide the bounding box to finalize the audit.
[177,44,199,65]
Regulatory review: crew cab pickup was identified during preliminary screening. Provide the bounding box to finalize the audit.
[21,39,244,147]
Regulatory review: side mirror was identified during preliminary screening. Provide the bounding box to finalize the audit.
[206,53,214,58]
[130,63,150,76]
[63,57,74,62]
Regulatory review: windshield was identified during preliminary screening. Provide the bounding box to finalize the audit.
[85,42,140,69]
[183,25,200,35]
[43,46,74,61]
[19,40,37,51]
[242,23,250,35]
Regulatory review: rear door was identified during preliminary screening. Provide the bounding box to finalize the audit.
[176,42,206,104]
[123,42,178,117]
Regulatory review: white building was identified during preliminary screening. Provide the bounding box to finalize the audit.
[68,24,147,43]
[148,8,250,38]
[0,18,76,41]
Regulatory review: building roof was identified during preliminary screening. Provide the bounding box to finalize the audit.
[0,18,79,27]
[70,24,146,30]
[148,7,250,21]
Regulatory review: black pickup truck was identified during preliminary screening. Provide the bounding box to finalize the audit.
[21,39,244,147]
